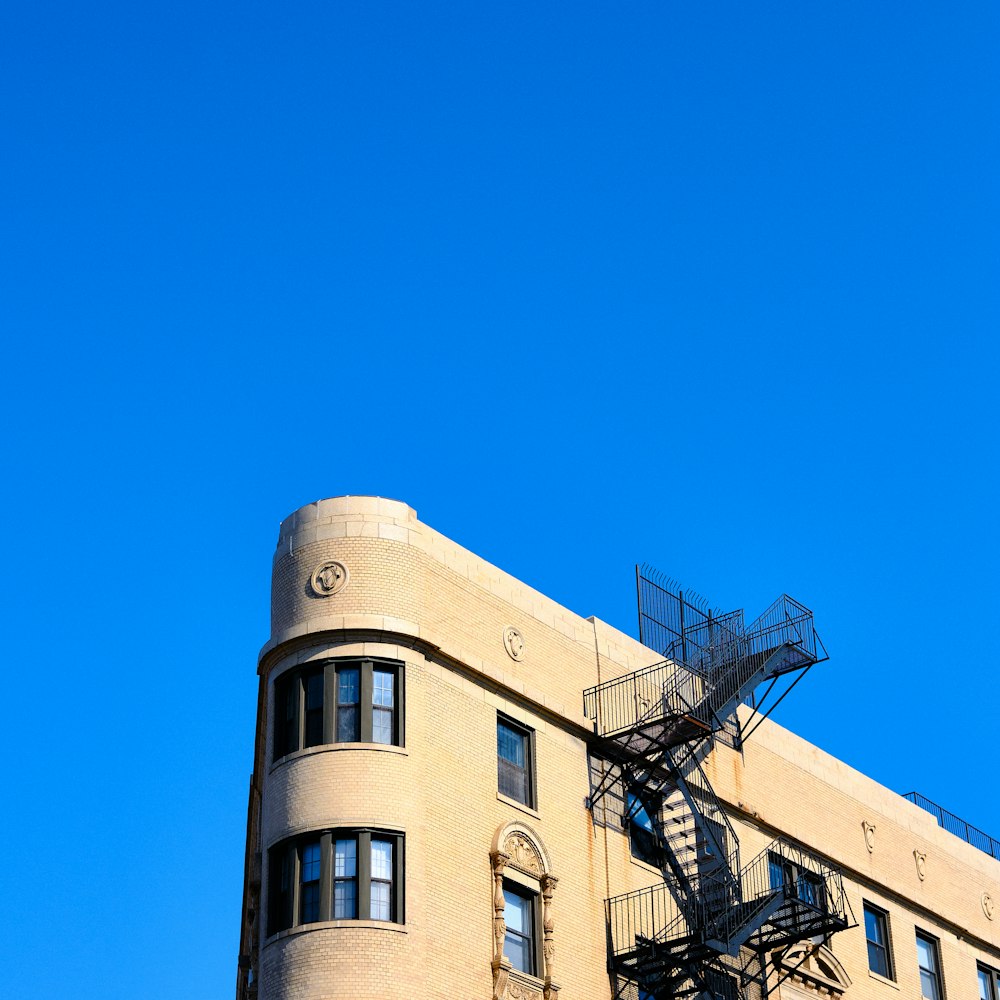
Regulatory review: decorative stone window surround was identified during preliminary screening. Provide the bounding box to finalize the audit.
[490,821,559,1000]
[774,941,852,997]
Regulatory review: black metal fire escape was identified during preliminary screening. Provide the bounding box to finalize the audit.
[583,569,853,1000]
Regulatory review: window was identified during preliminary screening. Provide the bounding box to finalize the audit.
[626,791,659,866]
[979,965,999,1000]
[332,837,357,918]
[703,968,739,1000]
[768,853,825,910]
[267,829,404,936]
[699,816,729,910]
[916,931,943,1000]
[272,658,403,761]
[497,715,534,808]
[335,666,360,741]
[503,882,537,975]
[863,902,893,979]
[299,841,321,923]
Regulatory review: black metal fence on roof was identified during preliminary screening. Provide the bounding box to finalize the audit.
[903,791,1000,860]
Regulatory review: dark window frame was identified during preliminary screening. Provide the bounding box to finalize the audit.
[502,879,540,976]
[863,901,894,980]
[768,853,825,911]
[979,964,999,1000]
[497,714,536,809]
[272,657,405,762]
[267,828,404,937]
[626,790,660,866]
[916,929,944,1000]
[298,840,321,924]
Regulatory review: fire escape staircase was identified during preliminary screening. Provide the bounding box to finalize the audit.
[583,582,850,1000]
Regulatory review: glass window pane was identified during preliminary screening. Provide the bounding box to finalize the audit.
[338,668,360,704]
[498,722,526,766]
[371,881,391,921]
[300,882,319,923]
[372,706,393,744]
[916,936,932,967]
[276,676,299,757]
[769,857,785,889]
[979,969,994,1000]
[334,880,357,919]
[916,935,939,1000]
[628,793,659,864]
[371,839,393,880]
[867,943,888,978]
[864,905,890,978]
[504,888,530,934]
[498,757,527,803]
[504,934,531,974]
[628,794,653,832]
[306,672,323,709]
[798,875,822,908]
[373,670,394,707]
[920,970,939,1000]
[864,906,884,945]
[301,842,321,882]
[337,706,360,742]
[335,839,357,877]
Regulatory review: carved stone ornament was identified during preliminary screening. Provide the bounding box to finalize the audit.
[310,560,348,597]
[913,850,927,881]
[862,820,876,854]
[505,833,543,876]
[491,849,511,1000]
[507,979,543,1000]
[774,941,852,997]
[490,823,558,1000]
[503,626,525,662]
[984,892,995,920]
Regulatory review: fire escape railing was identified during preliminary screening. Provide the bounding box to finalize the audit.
[584,658,711,742]
[586,569,846,1000]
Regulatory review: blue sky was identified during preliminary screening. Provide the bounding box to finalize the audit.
[2,2,997,996]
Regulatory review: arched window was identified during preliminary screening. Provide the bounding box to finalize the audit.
[490,822,559,1000]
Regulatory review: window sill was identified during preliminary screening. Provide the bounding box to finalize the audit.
[270,742,409,773]
[508,967,546,993]
[264,919,407,947]
[868,971,900,991]
[497,792,541,820]
[629,853,663,877]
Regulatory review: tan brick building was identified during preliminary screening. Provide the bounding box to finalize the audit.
[236,496,1000,1000]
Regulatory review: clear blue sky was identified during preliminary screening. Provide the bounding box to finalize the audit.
[2,2,997,996]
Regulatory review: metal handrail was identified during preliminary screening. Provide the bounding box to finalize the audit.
[606,881,687,958]
[584,658,711,739]
[700,837,850,948]
[903,792,1000,860]
[662,744,742,899]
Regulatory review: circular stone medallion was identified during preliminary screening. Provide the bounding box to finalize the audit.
[503,626,525,661]
[310,560,349,597]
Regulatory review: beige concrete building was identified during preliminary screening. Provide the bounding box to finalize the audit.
[236,496,1000,1000]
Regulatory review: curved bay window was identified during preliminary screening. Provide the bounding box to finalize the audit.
[273,657,404,761]
[267,829,404,937]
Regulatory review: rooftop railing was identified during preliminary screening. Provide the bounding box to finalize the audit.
[903,792,1000,860]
